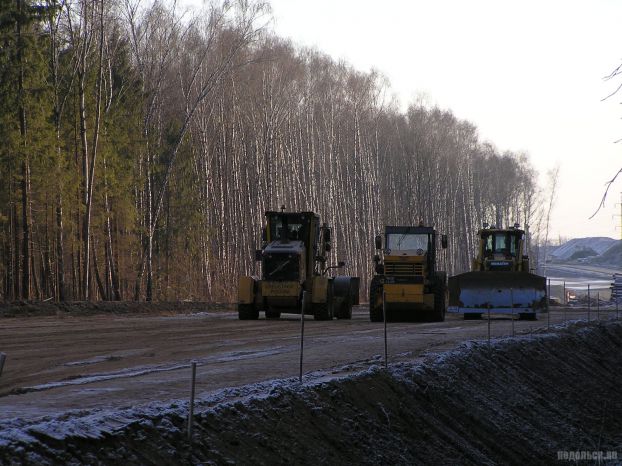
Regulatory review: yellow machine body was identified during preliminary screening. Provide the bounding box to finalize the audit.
[237,210,359,320]
[369,225,447,322]
[448,226,546,316]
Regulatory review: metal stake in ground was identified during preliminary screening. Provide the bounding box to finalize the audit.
[597,292,600,320]
[563,286,567,323]
[588,284,591,322]
[383,291,388,369]
[187,361,197,442]
[487,304,491,346]
[0,352,5,378]
[299,291,308,383]
[511,289,515,337]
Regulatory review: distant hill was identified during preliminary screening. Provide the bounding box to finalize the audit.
[593,241,622,267]
[549,237,618,262]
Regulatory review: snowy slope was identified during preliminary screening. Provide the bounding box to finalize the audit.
[594,241,622,267]
[549,237,618,261]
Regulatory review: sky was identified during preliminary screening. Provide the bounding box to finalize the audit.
[187,0,622,240]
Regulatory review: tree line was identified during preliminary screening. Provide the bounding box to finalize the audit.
[0,0,544,302]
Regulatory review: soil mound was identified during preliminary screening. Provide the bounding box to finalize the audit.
[0,301,232,318]
[1,321,621,465]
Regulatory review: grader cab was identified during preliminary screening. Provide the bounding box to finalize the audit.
[238,209,359,320]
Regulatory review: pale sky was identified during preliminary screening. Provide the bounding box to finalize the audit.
[188,0,622,240]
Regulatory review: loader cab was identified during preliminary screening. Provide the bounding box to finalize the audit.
[482,231,521,257]
[478,227,525,271]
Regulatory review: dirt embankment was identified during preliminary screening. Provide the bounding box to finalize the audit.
[2,321,621,465]
[0,301,233,318]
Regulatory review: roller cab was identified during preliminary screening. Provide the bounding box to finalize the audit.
[369,225,447,322]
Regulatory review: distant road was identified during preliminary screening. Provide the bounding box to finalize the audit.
[544,263,620,280]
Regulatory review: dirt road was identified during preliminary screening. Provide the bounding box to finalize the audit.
[545,263,620,280]
[0,306,616,422]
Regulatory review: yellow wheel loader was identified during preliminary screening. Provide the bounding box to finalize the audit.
[238,209,359,320]
[448,224,546,320]
[369,225,448,322]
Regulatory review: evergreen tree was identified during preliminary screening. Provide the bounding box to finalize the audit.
[0,0,54,300]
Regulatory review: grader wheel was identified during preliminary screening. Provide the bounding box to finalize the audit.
[265,309,282,319]
[431,285,446,322]
[313,302,332,321]
[238,304,259,320]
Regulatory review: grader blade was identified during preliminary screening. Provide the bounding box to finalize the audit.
[448,271,546,313]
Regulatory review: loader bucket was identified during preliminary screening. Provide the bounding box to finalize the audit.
[448,271,546,313]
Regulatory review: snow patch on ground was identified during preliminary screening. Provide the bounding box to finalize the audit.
[11,347,286,396]
[62,349,149,366]
[155,311,211,320]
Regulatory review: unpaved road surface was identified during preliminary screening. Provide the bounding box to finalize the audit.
[0,306,615,421]
[545,263,620,280]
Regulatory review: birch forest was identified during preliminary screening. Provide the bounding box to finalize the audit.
[0,0,543,302]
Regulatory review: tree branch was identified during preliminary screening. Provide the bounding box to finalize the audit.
[589,168,622,219]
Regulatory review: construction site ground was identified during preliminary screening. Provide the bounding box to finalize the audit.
[2,304,622,465]
[0,304,617,421]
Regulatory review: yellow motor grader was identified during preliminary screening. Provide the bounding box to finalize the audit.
[238,209,359,320]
